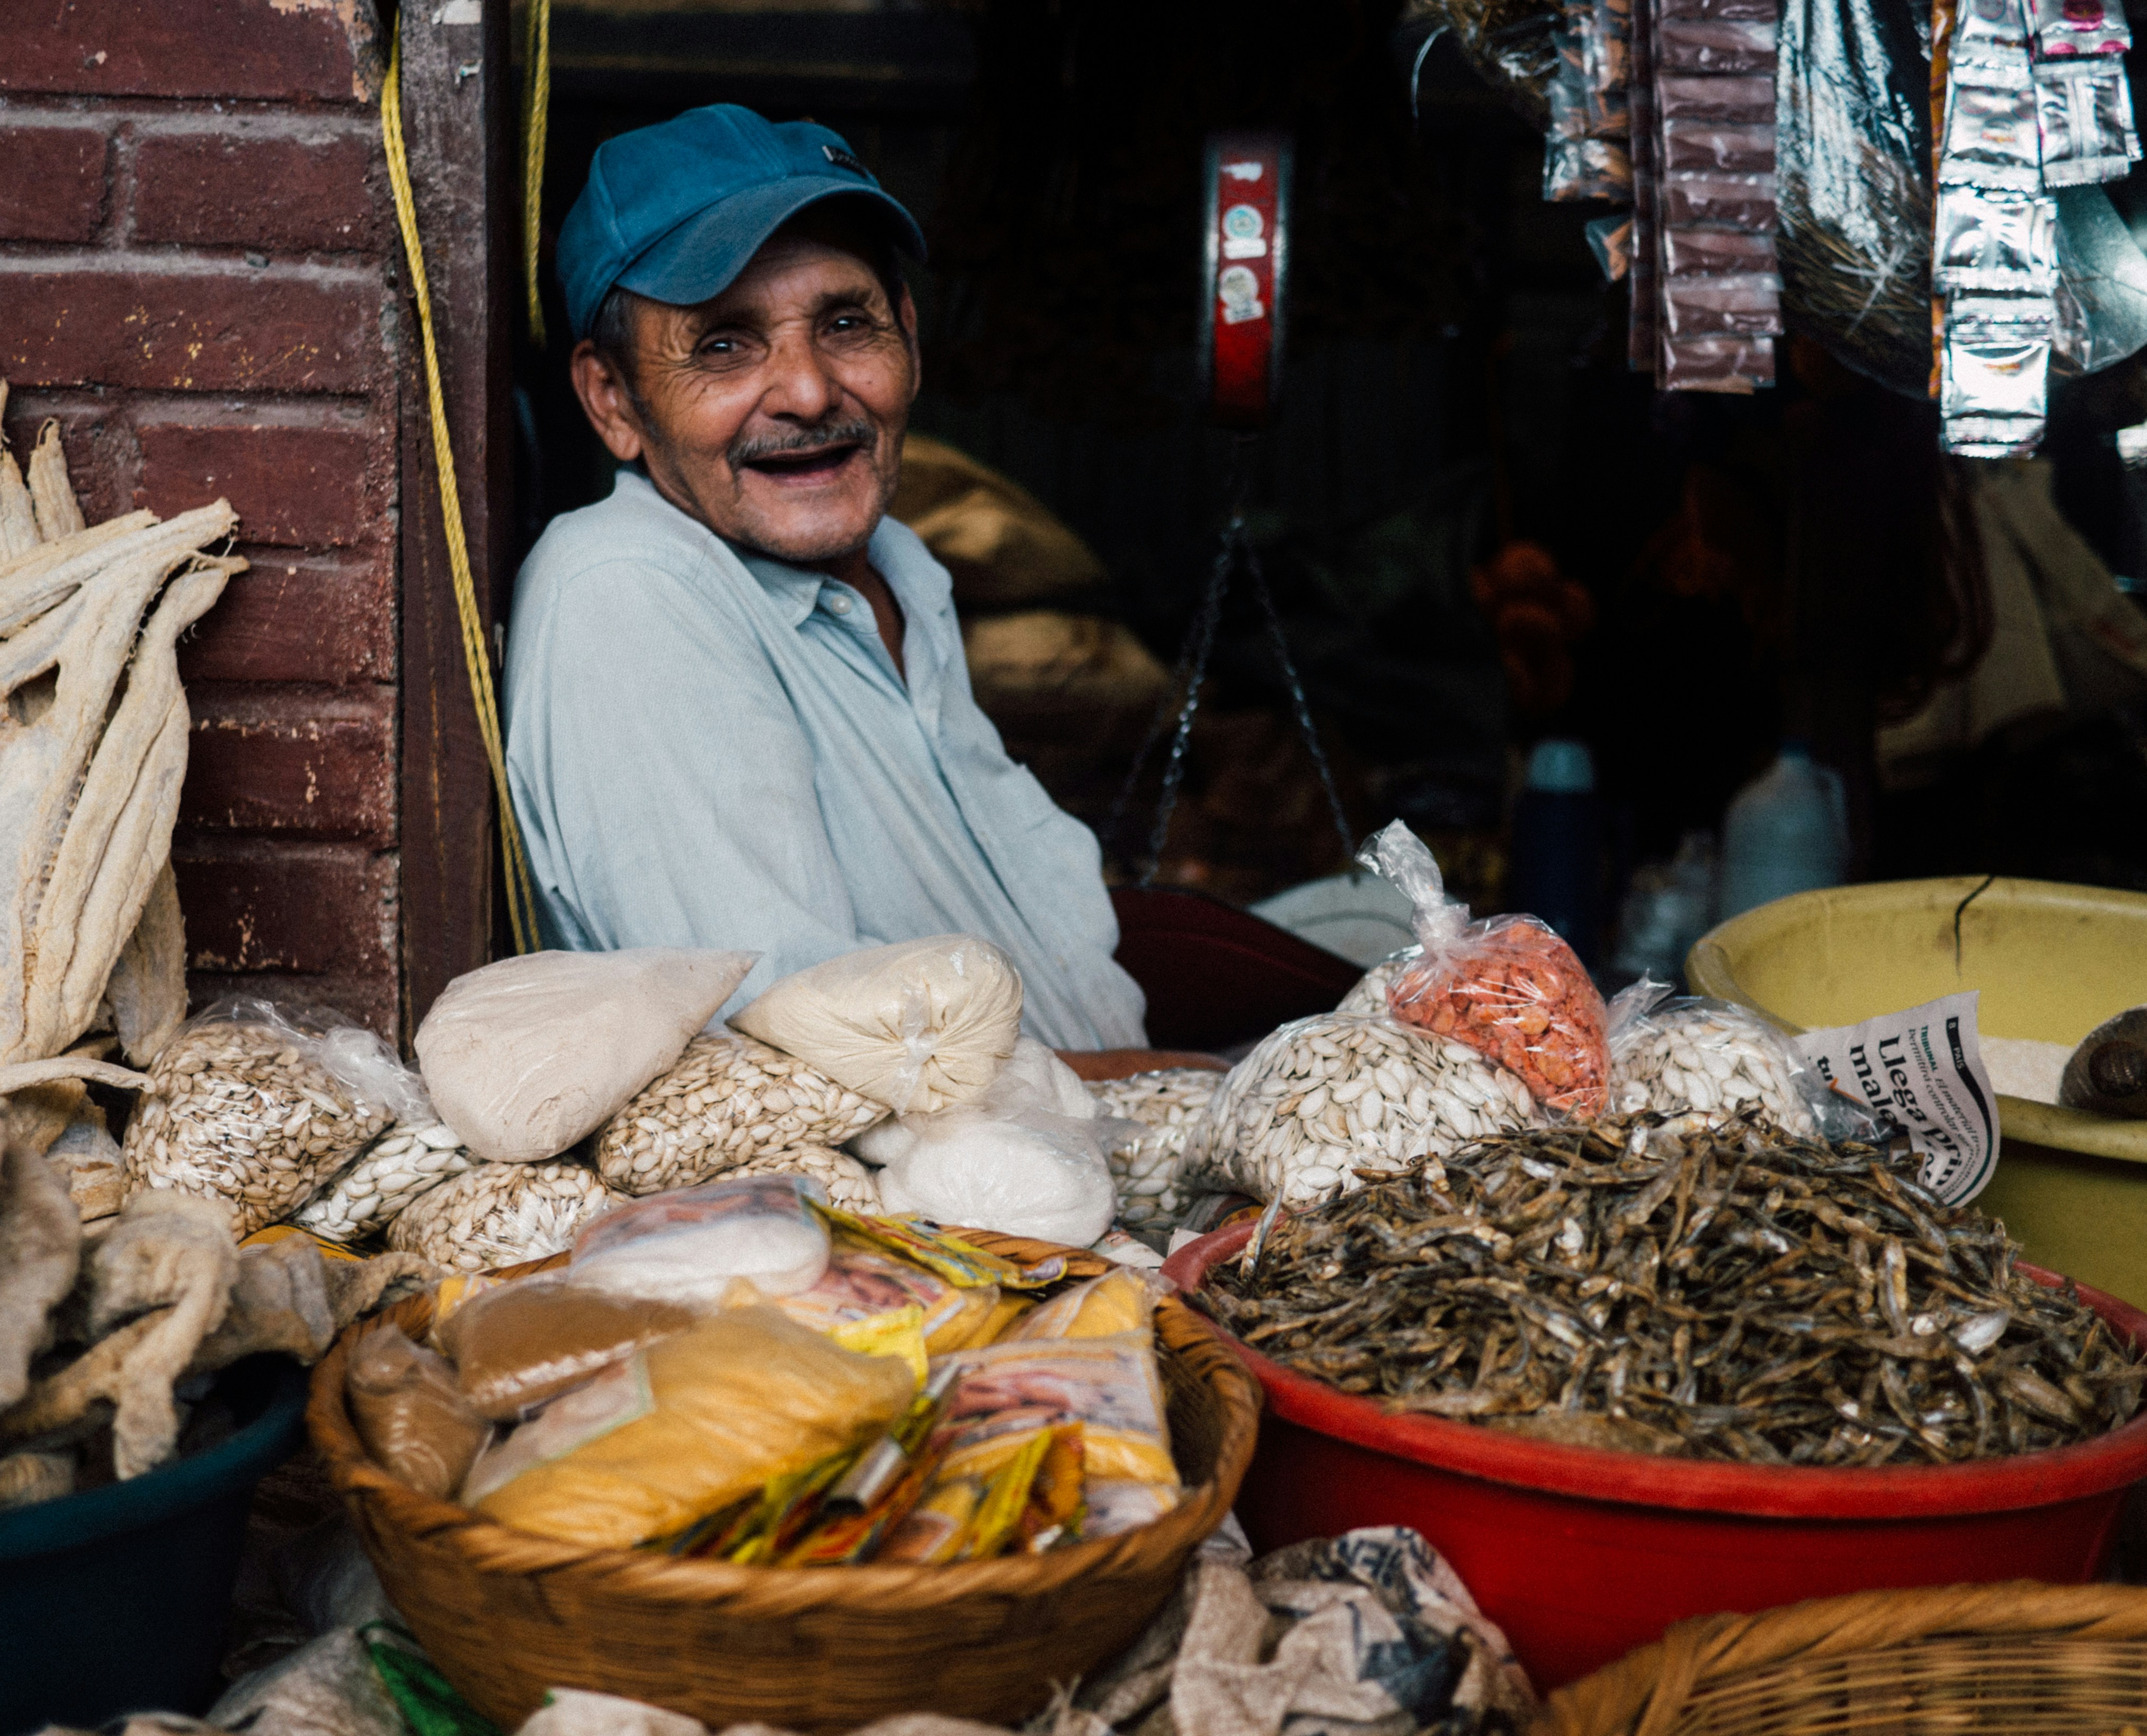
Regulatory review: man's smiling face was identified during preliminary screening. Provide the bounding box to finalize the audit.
[571,210,919,568]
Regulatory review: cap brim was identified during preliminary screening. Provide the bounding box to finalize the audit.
[616,179,926,313]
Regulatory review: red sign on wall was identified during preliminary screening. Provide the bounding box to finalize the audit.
[1199,130,1291,430]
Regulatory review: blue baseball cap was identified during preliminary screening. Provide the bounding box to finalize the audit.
[557,104,927,341]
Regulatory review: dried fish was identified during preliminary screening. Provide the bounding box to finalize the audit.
[1198,1112,2146,1464]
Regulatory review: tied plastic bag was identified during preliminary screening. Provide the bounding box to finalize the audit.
[346,1323,491,1499]
[415,948,759,1165]
[1361,821,1610,1116]
[467,1305,916,1551]
[122,998,426,1237]
[730,936,1023,1115]
[1607,977,1829,1135]
[435,1272,696,1420]
[568,1173,833,1307]
[856,1038,1119,1247]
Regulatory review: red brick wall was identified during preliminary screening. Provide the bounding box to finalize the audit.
[1,0,405,1035]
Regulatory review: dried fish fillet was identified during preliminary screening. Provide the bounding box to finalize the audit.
[25,423,85,544]
[102,863,188,1067]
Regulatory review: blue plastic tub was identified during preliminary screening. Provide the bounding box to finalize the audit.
[0,1354,310,1734]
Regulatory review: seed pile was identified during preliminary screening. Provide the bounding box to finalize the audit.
[1610,1001,1819,1136]
[293,1122,477,1243]
[594,1032,887,1197]
[1088,1069,1222,1231]
[1201,1114,2146,1464]
[386,1161,621,1274]
[1197,1013,1535,1207]
[710,1144,882,1213]
[122,1020,394,1237]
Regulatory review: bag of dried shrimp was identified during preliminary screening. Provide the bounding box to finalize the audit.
[1360,821,1610,1115]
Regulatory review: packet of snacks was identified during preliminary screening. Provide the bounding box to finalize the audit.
[1360,821,1611,1115]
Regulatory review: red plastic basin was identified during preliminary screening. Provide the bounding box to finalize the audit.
[1163,1221,2147,1689]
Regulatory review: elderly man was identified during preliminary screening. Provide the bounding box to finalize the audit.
[505,105,1147,1049]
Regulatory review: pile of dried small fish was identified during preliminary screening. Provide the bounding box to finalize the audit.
[1200,1114,2147,1465]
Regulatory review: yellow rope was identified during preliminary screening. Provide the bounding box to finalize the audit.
[521,0,551,346]
[382,19,541,956]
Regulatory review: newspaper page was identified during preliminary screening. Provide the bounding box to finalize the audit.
[1792,991,2000,1205]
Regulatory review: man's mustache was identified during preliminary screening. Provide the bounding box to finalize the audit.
[729,420,877,467]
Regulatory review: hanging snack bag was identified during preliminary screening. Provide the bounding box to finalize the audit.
[730,936,1023,1114]
[593,1032,887,1197]
[1361,821,1610,1115]
[467,1305,915,1551]
[568,1173,832,1307]
[435,1272,697,1421]
[123,998,423,1237]
[346,1324,492,1499]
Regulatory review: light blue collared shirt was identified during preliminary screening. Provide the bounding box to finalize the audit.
[504,469,1148,1050]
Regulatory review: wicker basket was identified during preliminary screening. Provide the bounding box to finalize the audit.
[1534,1580,2147,1736]
[309,1234,1260,1731]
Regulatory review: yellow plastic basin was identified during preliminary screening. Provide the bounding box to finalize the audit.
[1687,877,2147,1304]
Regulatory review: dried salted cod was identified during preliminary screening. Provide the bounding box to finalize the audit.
[24,560,236,1061]
[0,384,32,559]
[102,863,187,1067]
[26,423,85,544]
[0,1134,79,1406]
[0,510,160,628]
[0,503,236,1067]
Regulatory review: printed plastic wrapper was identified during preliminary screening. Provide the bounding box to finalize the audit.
[731,935,1023,1116]
[2032,0,2130,57]
[346,1323,491,1499]
[1004,1268,1161,1343]
[816,1206,1070,1291]
[435,1272,696,1421]
[468,1305,916,1550]
[930,1330,1178,1489]
[1605,977,1853,1136]
[877,1420,1086,1563]
[568,1173,833,1306]
[858,1038,1118,1247]
[415,948,758,1165]
[777,1243,1002,1357]
[1082,1477,1180,1539]
[121,997,417,1237]
[1774,0,1936,394]
[1361,821,1609,1115]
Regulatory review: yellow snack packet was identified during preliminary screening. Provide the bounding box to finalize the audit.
[779,1246,997,1356]
[468,1306,914,1551]
[816,1207,1068,1290]
[932,1332,1178,1489]
[976,1292,1038,1345]
[828,1304,929,1383]
[877,1472,983,1564]
[1004,1269,1158,1343]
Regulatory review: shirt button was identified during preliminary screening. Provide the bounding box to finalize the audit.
[827,593,852,615]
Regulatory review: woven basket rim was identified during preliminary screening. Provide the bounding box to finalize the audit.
[310,1230,1261,1607]
[1530,1578,2147,1736]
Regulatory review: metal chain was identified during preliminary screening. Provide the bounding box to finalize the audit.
[1108,438,1357,887]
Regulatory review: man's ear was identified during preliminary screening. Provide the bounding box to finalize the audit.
[896,284,922,397]
[570,339,648,463]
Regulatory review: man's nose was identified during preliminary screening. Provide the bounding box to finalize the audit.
[758,324,844,422]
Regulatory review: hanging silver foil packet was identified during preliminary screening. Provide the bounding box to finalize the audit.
[1656,70,1776,120]
[1655,15,1780,68]
[2035,59,2140,186]
[1939,63,2046,192]
[1943,411,2047,453]
[2030,0,2130,57]
[1658,0,1778,19]
[1934,184,2061,289]
[1661,170,1780,227]
[1942,292,2054,429]
[1664,222,1780,271]
[1661,119,1779,171]
[1955,0,2032,58]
